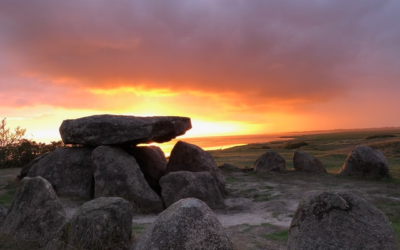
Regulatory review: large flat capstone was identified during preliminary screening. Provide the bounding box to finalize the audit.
[59,115,191,145]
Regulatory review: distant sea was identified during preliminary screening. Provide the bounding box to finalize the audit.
[148,133,297,157]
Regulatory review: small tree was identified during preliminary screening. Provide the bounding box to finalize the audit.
[0,118,26,147]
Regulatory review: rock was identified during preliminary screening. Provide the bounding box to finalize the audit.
[1,177,66,247]
[160,171,225,209]
[293,150,326,173]
[46,197,133,250]
[219,163,240,171]
[339,145,391,178]
[0,205,6,225]
[91,146,164,213]
[133,198,234,250]
[288,191,397,250]
[60,114,191,145]
[165,141,225,195]
[27,147,94,199]
[17,152,50,180]
[126,146,167,195]
[254,151,286,172]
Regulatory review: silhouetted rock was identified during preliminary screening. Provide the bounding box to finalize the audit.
[27,147,94,199]
[254,151,286,172]
[126,146,167,195]
[47,197,133,250]
[339,145,391,178]
[293,150,326,173]
[17,152,50,180]
[0,205,6,225]
[133,198,234,250]
[91,146,164,213]
[1,177,66,247]
[288,191,397,250]
[219,163,241,171]
[60,114,191,145]
[160,171,225,209]
[165,141,225,194]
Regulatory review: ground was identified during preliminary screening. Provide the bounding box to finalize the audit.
[1,128,400,249]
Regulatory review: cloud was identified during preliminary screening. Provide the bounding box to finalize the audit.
[0,0,399,112]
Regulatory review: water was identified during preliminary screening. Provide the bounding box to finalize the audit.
[145,133,295,157]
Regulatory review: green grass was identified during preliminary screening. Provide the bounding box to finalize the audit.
[262,230,289,241]
[0,188,15,208]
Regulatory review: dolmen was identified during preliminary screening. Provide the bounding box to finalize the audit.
[20,114,226,214]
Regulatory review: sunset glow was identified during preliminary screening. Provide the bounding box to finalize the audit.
[1,0,400,143]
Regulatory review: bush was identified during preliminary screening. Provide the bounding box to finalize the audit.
[284,141,309,149]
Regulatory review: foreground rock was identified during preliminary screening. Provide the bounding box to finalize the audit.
[254,151,286,172]
[92,146,164,213]
[28,147,94,199]
[293,150,326,173]
[288,191,397,250]
[1,177,66,247]
[60,115,192,145]
[127,146,167,195]
[133,198,234,250]
[339,145,391,178]
[47,197,133,250]
[165,141,225,194]
[160,171,225,209]
[0,205,6,225]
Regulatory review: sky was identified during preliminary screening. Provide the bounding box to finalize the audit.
[1,0,400,142]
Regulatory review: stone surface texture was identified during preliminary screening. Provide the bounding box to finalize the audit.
[254,151,286,172]
[27,147,94,199]
[126,145,167,195]
[293,150,326,173]
[165,141,225,195]
[60,115,191,145]
[339,145,391,178]
[46,197,133,250]
[18,152,50,179]
[1,177,66,247]
[160,171,225,209]
[132,198,234,250]
[287,191,397,250]
[91,146,164,213]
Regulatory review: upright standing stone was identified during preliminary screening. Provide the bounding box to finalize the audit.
[293,150,326,173]
[339,145,391,178]
[28,147,95,199]
[60,115,191,145]
[165,141,225,195]
[288,191,397,250]
[91,146,164,213]
[254,151,286,172]
[133,198,234,250]
[1,177,66,247]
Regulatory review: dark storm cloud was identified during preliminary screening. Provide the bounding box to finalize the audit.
[0,0,399,106]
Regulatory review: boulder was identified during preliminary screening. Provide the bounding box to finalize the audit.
[17,152,50,180]
[46,197,133,250]
[1,177,66,247]
[0,205,6,225]
[60,114,191,145]
[293,150,326,173]
[126,145,167,195]
[165,141,225,195]
[133,198,234,250]
[288,191,397,250]
[91,146,164,213]
[219,163,240,171]
[339,145,390,178]
[160,171,225,209]
[27,147,94,199]
[254,151,286,172]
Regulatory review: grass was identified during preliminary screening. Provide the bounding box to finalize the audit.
[0,188,15,208]
[262,230,289,241]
